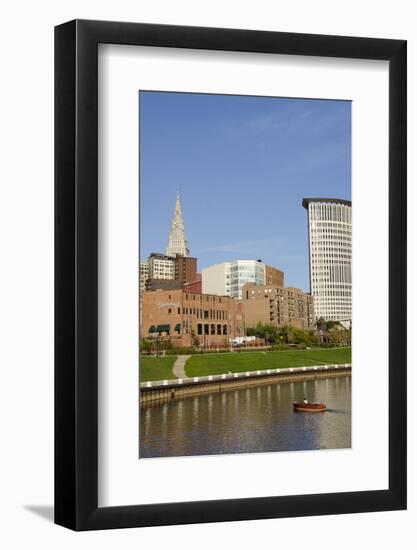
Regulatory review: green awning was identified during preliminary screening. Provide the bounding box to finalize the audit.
[174,323,181,332]
[155,324,170,333]
[148,325,156,333]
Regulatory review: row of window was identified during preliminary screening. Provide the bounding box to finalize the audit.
[311,225,351,231]
[312,247,351,254]
[312,289,352,298]
[312,285,351,293]
[166,307,229,320]
[309,203,351,223]
[165,293,225,304]
[197,324,228,336]
[312,260,351,267]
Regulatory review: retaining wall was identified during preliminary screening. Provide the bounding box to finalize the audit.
[140,364,351,406]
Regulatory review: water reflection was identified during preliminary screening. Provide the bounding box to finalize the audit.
[139,377,351,458]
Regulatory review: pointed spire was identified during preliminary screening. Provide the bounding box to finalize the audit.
[166,193,189,257]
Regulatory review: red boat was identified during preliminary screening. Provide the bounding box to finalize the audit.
[293,401,326,412]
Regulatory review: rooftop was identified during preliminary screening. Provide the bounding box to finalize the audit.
[302,197,352,209]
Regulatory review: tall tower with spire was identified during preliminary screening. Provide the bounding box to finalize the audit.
[166,193,190,257]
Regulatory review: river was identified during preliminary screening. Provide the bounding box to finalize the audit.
[139,376,351,458]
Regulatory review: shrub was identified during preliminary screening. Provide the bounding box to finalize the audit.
[140,338,152,353]
[270,344,292,351]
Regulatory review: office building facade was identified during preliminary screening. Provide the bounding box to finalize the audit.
[303,198,352,323]
[141,253,197,291]
[147,253,175,281]
[202,260,284,299]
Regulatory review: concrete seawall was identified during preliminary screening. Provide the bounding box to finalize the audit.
[140,364,351,407]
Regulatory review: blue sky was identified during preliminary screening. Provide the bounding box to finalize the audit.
[140,92,351,292]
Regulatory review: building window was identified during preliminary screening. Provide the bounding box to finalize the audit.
[204,324,209,335]
[211,324,215,335]
[197,323,202,335]
[168,308,171,314]
[223,325,227,335]
[204,310,209,319]
[217,324,221,335]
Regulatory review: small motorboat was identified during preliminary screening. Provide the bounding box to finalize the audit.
[293,401,326,412]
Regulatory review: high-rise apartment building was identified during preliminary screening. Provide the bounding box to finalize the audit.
[302,198,352,323]
[202,260,283,299]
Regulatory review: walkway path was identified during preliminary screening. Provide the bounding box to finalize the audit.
[173,355,191,379]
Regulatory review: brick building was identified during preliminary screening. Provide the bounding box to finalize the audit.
[183,272,202,294]
[241,282,315,330]
[141,289,242,348]
[174,255,197,285]
[265,264,284,287]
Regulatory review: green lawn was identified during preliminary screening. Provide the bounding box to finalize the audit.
[185,347,351,377]
[140,356,177,382]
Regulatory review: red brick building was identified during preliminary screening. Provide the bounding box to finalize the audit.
[141,288,242,348]
[183,272,202,294]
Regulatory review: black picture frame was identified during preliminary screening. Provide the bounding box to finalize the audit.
[55,19,407,531]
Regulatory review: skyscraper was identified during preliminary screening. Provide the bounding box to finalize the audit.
[303,198,352,324]
[166,193,189,257]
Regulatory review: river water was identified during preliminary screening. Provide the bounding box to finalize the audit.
[139,376,351,458]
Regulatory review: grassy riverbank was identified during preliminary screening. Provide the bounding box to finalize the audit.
[185,347,351,377]
[140,347,351,382]
[140,356,177,382]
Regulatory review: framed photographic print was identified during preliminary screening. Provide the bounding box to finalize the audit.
[55,20,406,530]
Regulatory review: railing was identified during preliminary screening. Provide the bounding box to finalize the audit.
[140,363,352,390]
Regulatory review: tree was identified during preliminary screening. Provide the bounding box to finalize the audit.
[191,329,199,347]
[140,337,152,353]
[263,324,279,344]
[246,323,321,347]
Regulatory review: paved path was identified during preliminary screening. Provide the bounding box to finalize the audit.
[173,355,191,379]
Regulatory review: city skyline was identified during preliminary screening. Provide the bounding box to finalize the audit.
[140,91,351,292]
